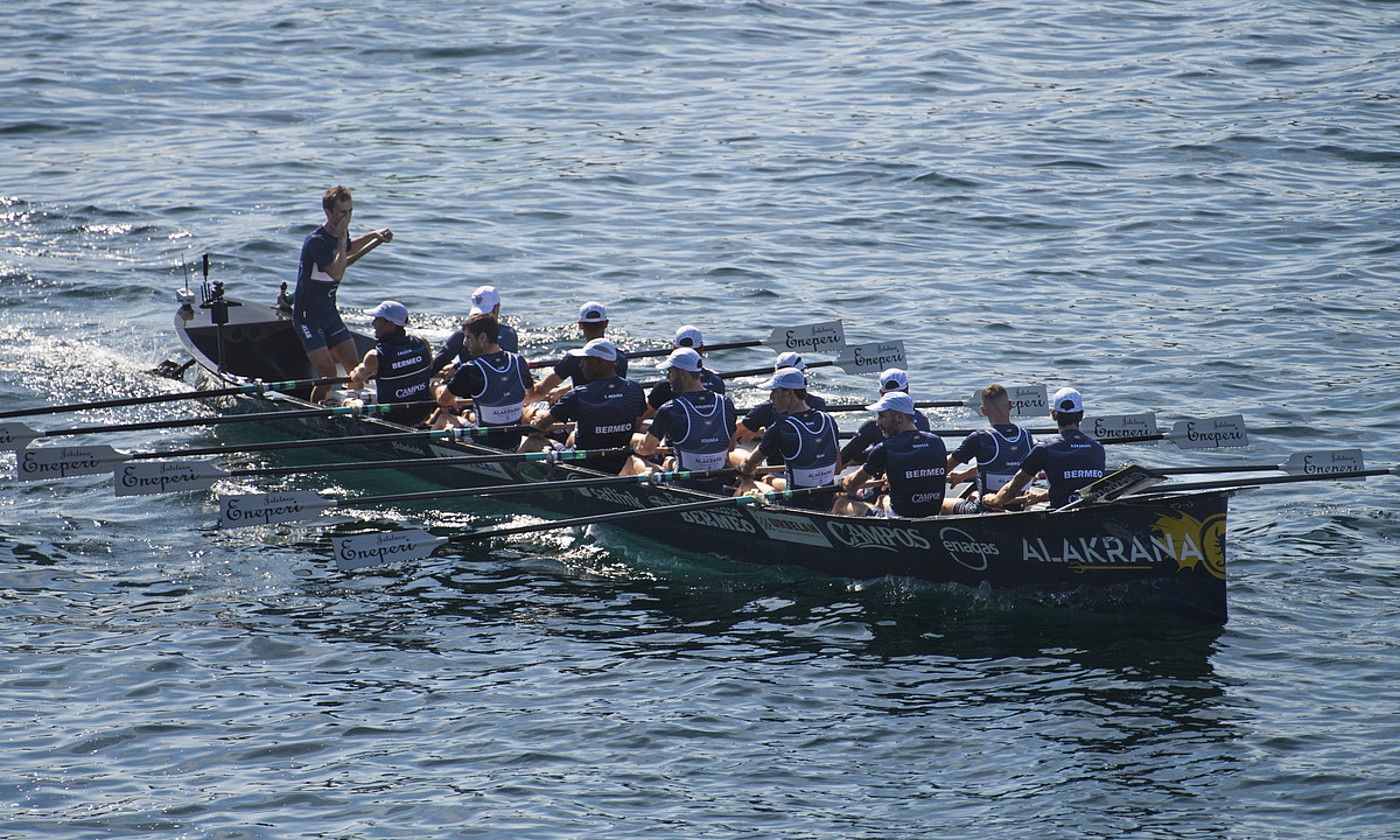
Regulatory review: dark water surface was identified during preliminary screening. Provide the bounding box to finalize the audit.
[2,1,1398,837]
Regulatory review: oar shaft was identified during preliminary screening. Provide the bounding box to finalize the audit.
[225,446,632,479]
[34,401,437,438]
[348,468,737,507]
[0,376,350,420]
[129,425,533,461]
[1154,464,1284,475]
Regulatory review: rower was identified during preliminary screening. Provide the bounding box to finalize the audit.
[982,387,1106,510]
[737,367,840,512]
[346,300,434,427]
[434,313,534,449]
[292,185,393,404]
[942,383,1036,514]
[431,284,520,376]
[528,301,630,406]
[732,351,829,445]
[524,338,645,473]
[641,325,726,420]
[833,392,948,518]
[837,368,932,469]
[623,347,737,491]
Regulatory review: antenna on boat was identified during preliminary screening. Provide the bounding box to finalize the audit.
[196,254,241,373]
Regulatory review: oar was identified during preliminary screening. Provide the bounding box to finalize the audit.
[0,401,438,451]
[12,425,541,482]
[217,467,741,528]
[1151,449,1365,476]
[640,340,908,388]
[527,320,846,369]
[1133,465,1399,496]
[750,385,1052,418]
[0,376,351,421]
[331,484,844,570]
[118,445,630,497]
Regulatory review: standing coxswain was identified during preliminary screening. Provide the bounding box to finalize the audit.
[292,185,393,404]
[942,384,1036,514]
[737,367,840,512]
[833,393,948,518]
[623,348,737,492]
[345,300,434,427]
[981,387,1106,510]
[434,314,534,450]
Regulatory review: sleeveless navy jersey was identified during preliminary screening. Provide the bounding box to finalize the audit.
[292,226,339,319]
[739,394,829,433]
[373,333,433,426]
[649,389,737,491]
[552,347,630,386]
[647,369,726,410]
[951,423,1036,495]
[864,430,949,518]
[838,409,931,465]
[446,349,533,449]
[1019,429,1107,507]
[760,409,839,511]
[431,322,520,372]
[550,376,646,471]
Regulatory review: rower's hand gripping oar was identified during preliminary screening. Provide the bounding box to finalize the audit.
[217,467,742,529]
[0,375,352,421]
[330,484,844,571]
[527,320,846,369]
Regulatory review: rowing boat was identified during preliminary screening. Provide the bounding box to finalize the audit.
[173,284,1231,624]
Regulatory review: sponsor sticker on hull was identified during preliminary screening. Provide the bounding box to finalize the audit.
[751,511,833,547]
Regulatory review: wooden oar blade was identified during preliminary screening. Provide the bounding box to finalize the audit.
[335,529,447,570]
[1166,415,1249,449]
[0,422,39,452]
[16,445,127,481]
[115,461,228,496]
[961,385,1048,418]
[1282,449,1365,479]
[219,490,334,528]
[834,340,905,375]
[764,320,846,355]
[1085,412,1159,441]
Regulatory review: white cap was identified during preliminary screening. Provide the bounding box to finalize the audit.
[1051,387,1084,413]
[566,338,619,362]
[468,285,501,316]
[774,351,805,371]
[760,367,807,391]
[673,324,704,349]
[658,347,704,373]
[878,368,909,393]
[363,300,408,327]
[866,392,916,415]
[577,301,608,323]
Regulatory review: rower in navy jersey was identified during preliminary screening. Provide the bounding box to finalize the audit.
[837,368,932,469]
[435,313,534,450]
[525,338,646,474]
[834,393,948,518]
[623,347,737,493]
[528,301,630,411]
[292,185,393,404]
[431,284,519,375]
[942,383,1036,514]
[732,352,829,445]
[982,387,1106,510]
[345,300,434,427]
[737,367,841,512]
[642,325,725,420]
